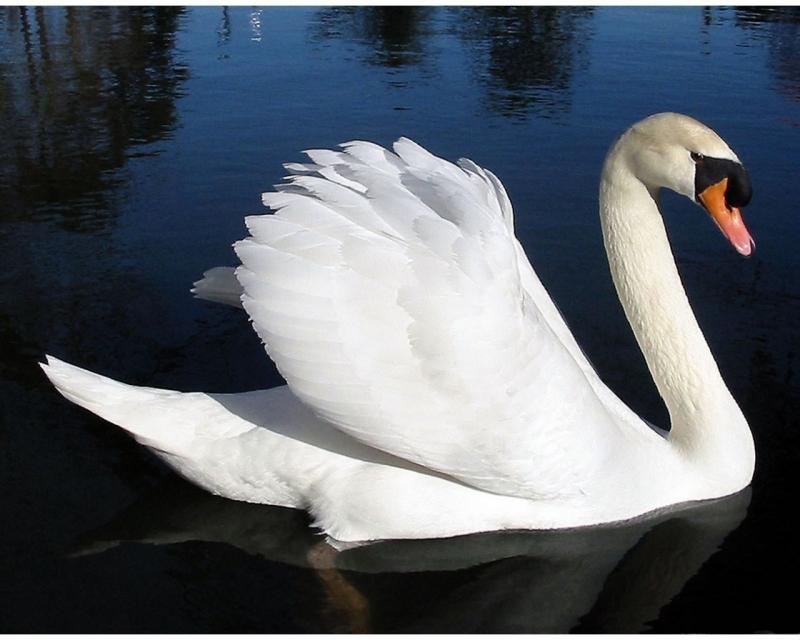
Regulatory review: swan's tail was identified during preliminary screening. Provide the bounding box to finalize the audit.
[40,356,312,509]
[40,356,246,456]
[191,266,244,309]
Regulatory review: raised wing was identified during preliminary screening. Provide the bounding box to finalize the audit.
[234,138,628,499]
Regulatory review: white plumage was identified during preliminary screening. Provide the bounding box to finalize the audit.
[42,114,755,541]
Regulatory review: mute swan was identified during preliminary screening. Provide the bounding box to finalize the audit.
[42,113,755,542]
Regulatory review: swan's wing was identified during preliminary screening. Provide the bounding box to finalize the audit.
[235,138,628,499]
[510,239,656,438]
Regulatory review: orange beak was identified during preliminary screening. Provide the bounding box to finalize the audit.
[697,177,755,256]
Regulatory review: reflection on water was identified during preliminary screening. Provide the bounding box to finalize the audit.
[309,6,592,119]
[453,7,594,119]
[216,6,230,49]
[0,7,192,514]
[733,7,800,104]
[312,6,434,69]
[75,478,750,633]
[0,7,187,232]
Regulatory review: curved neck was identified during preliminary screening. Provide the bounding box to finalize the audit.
[598,144,751,468]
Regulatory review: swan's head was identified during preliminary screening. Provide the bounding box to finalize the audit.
[622,112,754,256]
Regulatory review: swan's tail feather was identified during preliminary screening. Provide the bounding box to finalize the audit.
[41,356,309,508]
[191,266,244,309]
[40,356,203,455]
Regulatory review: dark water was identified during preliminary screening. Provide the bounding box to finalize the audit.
[1,6,798,633]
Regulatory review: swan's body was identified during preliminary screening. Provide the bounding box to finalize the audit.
[43,113,755,541]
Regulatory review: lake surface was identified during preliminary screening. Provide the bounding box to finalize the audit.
[1,6,798,633]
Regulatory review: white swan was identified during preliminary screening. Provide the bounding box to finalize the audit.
[42,113,756,542]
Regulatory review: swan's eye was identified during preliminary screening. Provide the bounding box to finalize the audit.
[690,152,704,163]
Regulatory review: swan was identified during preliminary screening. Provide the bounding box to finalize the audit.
[42,113,756,542]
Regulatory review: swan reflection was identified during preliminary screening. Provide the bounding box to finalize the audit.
[74,480,750,633]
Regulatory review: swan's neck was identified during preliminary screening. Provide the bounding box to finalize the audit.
[599,146,753,482]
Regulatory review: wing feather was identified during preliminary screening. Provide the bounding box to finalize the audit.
[234,139,630,499]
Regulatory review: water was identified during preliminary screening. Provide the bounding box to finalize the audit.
[0,6,797,633]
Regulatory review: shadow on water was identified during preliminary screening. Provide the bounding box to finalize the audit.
[74,478,750,633]
[0,7,188,232]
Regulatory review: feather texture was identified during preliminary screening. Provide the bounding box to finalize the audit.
[234,139,643,499]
